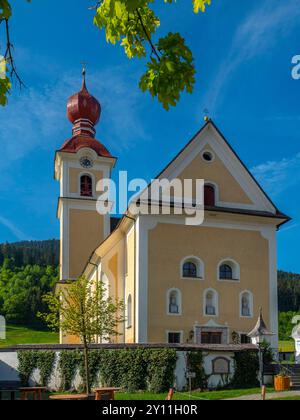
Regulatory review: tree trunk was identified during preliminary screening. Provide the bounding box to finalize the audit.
[83,337,91,395]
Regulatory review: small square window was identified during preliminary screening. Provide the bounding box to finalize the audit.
[168,332,182,344]
[240,334,251,344]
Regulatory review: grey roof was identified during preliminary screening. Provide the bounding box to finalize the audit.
[248,309,274,338]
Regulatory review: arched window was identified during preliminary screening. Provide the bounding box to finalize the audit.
[167,289,181,315]
[240,291,253,318]
[127,295,132,328]
[181,257,204,279]
[220,264,233,280]
[183,262,197,278]
[80,175,93,197]
[204,289,218,317]
[218,259,240,281]
[204,184,216,206]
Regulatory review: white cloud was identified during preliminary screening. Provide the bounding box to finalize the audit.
[278,223,300,234]
[251,153,300,196]
[0,215,31,241]
[203,0,300,111]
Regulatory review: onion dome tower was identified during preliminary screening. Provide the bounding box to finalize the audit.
[55,70,116,321]
[59,68,112,158]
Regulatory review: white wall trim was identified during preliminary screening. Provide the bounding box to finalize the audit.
[239,290,254,319]
[217,258,241,282]
[180,255,205,280]
[203,288,219,318]
[77,171,96,198]
[153,124,276,213]
[135,216,158,343]
[204,180,220,203]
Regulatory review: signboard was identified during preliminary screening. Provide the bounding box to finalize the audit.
[186,372,196,379]
[212,358,230,375]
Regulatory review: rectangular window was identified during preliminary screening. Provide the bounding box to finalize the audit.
[201,332,222,344]
[168,332,182,344]
[240,334,251,344]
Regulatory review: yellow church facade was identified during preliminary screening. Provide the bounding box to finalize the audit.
[55,75,289,348]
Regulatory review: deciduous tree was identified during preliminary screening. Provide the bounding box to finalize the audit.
[39,276,125,394]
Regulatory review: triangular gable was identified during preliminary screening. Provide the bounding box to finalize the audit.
[153,120,277,214]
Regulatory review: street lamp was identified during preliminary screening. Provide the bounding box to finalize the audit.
[248,308,274,388]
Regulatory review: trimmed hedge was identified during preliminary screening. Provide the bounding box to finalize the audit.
[17,348,177,393]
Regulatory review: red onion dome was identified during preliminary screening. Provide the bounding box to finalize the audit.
[67,70,101,136]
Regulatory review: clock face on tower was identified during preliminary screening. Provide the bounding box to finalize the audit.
[80,156,94,169]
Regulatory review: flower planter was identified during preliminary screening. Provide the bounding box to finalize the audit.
[274,375,291,392]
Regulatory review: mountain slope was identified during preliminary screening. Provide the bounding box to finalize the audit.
[0,239,59,267]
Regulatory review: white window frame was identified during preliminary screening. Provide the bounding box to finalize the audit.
[204,181,219,204]
[78,171,96,198]
[203,288,219,318]
[201,150,216,164]
[217,258,241,282]
[180,256,205,280]
[167,288,182,316]
[239,290,254,319]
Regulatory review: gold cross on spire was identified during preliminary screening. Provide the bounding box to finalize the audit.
[81,61,88,78]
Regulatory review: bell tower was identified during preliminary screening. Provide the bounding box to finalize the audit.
[55,70,116,281]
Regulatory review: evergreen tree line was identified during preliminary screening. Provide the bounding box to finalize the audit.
[278,270,300,312]
[0,240,59,267]
[0,261,58,327]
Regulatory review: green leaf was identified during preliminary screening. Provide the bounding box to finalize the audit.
[192,0,211,14]
[0,0,12,19]
[93,0,211,109]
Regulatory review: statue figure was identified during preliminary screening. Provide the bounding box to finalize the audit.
[292,316,300,365]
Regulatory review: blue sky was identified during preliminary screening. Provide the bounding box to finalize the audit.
[0,0,300,272]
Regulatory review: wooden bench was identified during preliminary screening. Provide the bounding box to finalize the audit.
[94,388,122,401]
[19,387,47,401]
[49,394,90,401]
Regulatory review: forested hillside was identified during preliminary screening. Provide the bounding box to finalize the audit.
[0,240,59,326]
[0,240,59,267]
[278,270,300,312]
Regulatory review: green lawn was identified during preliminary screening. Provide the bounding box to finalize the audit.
[0,324,59,348]
[116,388,274,401]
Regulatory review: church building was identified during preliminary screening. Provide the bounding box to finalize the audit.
[55,72,290,348]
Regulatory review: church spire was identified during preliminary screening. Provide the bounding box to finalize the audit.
[67,69,101,138]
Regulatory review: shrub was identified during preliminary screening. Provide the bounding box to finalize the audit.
[187,351,207,390]
[231,351,259,389]
[145,349,177,393]
[58,350,82,391]
[37,351,56,387]
[17,351,38,386]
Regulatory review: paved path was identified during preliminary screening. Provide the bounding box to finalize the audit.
[226,390,300,400]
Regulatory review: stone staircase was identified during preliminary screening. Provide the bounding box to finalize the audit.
[291,366,300,390]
